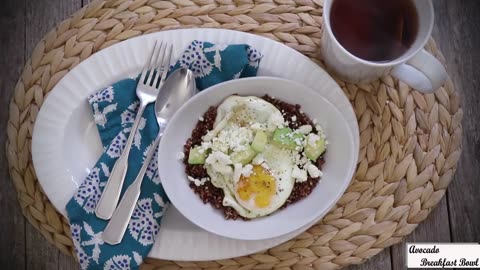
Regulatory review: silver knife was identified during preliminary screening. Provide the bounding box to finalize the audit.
[102,68,196,245]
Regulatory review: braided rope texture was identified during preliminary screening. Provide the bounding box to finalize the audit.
[6,0,463,269]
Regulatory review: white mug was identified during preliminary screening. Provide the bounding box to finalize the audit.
[321,0,447,93]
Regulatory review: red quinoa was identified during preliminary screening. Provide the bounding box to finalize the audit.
[183,95,325,220]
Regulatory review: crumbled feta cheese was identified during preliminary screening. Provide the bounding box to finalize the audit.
[188,176,209,186]
[210,138,229,153]
[213,126,253,153]
[206,151,231,164]
[199,178,209,185]
[202,131,215,142]
[252,154,264,165]
[307,133,321,147]
[176,152,185,160]
[293,152,309,167]
[306,162,322,178]
[293,153,301,164]
[300,155,308,165]
[292,166,308,183]
[233,163,254,182]
[206,151,233,174]
[199,116,204,121]
[293,136,304,146]
[291,116,297,122]
[201,141,212,150]
[315,124,326,138]
[242,164,253,177]
[298,125,312,134]
[313,118,317,124]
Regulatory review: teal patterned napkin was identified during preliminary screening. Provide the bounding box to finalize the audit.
[66,40,262,270]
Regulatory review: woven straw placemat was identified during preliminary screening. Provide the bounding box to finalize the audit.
[6,0,463,269]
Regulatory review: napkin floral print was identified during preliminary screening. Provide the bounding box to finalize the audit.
[66,40,262,270]
[173,40,262,90]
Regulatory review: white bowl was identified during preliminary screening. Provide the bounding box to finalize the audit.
[158,77,357,241]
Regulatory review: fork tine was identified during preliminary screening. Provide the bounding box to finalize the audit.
[153,44,173,89]
[139,41,159,84]
[146,42,164,86]
[150,43,167,87]
[149,42,168,86]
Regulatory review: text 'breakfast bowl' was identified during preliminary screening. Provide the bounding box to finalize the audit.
[158,77,358,240]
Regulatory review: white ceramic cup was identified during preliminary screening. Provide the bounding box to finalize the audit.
[321,0,447,93]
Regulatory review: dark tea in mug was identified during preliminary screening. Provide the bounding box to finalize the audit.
[330,0,419,62]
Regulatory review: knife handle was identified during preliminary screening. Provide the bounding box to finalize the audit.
[102,180,141,245]
[95,152,129,220]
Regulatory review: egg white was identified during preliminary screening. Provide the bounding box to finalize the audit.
[203,96,285,142]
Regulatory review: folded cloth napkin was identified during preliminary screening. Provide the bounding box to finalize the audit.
[66,40,262,270]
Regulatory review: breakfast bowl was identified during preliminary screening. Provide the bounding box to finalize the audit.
[157,76,358,241]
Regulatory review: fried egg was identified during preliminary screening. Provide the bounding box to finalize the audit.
[202,96,296,218]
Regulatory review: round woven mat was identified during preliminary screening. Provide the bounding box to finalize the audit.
[6,0,463,269]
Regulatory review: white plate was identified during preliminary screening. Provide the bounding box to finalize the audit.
[32,29,359,260]
[158,77,356,240]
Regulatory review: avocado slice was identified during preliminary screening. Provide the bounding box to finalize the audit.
[230,146,256,165]
[304,133,326,161]
[272,128,305,150]
[251,131,268,153]
[188,146,207,165]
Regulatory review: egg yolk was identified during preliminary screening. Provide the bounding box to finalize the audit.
[237,165,276,208]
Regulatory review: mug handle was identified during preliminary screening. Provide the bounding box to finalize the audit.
[391,49,448,93]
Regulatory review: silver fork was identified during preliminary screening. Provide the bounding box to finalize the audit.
[95,41,173,220]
